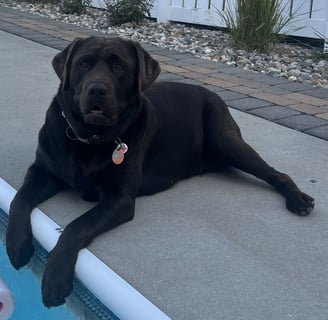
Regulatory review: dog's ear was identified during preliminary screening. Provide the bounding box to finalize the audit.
[52,38,84,91]
[133,41,160,92]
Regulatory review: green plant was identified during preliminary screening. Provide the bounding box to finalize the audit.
[62,0,91,14]
[106,0,153,26]
[218,0,303,52]
[312,49,328,63]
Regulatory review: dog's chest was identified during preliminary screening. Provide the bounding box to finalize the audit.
[55,144,114,190]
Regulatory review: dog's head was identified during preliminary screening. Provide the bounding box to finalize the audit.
[52,37,160,129]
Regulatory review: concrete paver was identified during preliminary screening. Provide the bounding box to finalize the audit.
[287,103,328,115]
[276,114,328,131]
[248,105,301,120]
[305,125,328,140]
[317,112,328,120]
[227,97,273,111]
[216,90,248,101]
[283,92,328,106]
[301,87,328,99]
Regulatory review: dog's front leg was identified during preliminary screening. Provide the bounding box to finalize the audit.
[41,191,136,307]
[6,164,63,269]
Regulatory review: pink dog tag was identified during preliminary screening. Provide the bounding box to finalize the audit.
[112,142,128,165]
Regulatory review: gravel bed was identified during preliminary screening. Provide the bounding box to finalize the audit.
[2,1,328,88]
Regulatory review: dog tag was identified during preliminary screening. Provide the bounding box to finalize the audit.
[112,142,128,165]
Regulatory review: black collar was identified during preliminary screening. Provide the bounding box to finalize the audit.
[61,111,111,144]
[61,111,128,165]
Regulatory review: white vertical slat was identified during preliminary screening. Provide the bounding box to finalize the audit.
[291,0,309,17]
[171,0,183,7]
[197,0,210,10]
[210,0,226,11]
[311,0,328,19]
[155,0,171,23]
[183,0,196,9]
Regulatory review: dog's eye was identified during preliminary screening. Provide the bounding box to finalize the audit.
[113,63,125,73]
[80,61,90,70]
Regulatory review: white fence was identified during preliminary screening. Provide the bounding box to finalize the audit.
[152,0,328,40]
[91,0,328,41]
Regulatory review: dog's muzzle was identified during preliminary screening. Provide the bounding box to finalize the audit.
[82,82,117,126]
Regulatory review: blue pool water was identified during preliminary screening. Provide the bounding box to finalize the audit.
[0,208,119,320]
[0,243,75,320]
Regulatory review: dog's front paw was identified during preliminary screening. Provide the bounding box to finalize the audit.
[286,192,314,216]
[6,224,34,269]
[42,252,75,307]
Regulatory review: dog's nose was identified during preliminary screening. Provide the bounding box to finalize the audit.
[87,83,108,96]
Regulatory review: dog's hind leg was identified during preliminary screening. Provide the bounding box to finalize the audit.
[203,100,314,216]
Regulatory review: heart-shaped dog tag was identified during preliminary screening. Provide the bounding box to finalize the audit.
[112,148,124,165]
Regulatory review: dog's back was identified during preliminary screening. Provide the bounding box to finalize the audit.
[140,82,234,195]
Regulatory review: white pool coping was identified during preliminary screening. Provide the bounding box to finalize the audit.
[0,178,171,320]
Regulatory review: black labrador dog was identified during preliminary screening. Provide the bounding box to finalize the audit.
[6,36,314,307]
